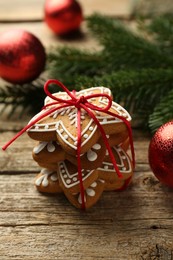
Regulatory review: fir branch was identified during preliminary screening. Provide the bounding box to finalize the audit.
[87,14,173,70]
[76,68,173,106]
[0,80,45,117]
[47,47,104,88]
[146,13,173,53]
[149,88,173,132]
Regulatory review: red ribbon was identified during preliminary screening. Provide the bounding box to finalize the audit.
[2,79,135,210]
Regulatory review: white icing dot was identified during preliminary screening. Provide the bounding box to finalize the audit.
[78,194,86,204]
[102,118,107,123]
[60,164,64,169]
[63,174,67,178]
[35,125,39,129]
[122,167,126,171]
[81,116,85,120]
[122,156,126,159]
[61,169,65,173]
[86,188,95,197]
[84,134,88,139]
[44,125,49,129]
[59,129,64,134]
[99,179,105,183]
[55,123,59,128]
[64,134,68,140]
[33,142,48,154]
[81,169,84,172]
[50,173,58,182]
[90,182,97,188]
[42,177,49,187]
[104,165,109,170]
[74,141,78,146]
[87,150,98,161]
[35,176,43,186]
[66,179,71,184]
[92,143,101,150]
[89,126,94,131]
[105,150,109,156]
[47,142,56,153]
[73,177,77,182]
[106,135,110,138]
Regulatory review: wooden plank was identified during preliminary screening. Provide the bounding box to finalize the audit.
[0,0,131,21]
[0,171,173,259]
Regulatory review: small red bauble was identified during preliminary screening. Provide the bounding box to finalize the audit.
[44,0,83,35]
[0,29,46,84]
[149,121,173,188]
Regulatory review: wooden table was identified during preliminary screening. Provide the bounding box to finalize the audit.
[1,1,173,259]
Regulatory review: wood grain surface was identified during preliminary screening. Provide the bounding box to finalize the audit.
[1,1,173,259]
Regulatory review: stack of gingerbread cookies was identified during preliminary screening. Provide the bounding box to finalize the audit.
[27,84,134,209]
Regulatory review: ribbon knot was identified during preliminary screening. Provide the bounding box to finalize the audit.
[75,95,87,108]
[2,79,135,210]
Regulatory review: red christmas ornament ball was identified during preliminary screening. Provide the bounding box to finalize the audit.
[44,0,83,35]
[149,121,173,188]
[0,29,46,84]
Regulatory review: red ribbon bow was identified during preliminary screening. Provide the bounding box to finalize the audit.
[2,79,135,210]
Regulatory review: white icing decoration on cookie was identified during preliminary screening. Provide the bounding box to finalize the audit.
[66,179,71,184]
[47,142,56,152]
[35,169,58,187]
[60,110,66,116]
[58,162,94,189]
[90,182,97,188]
[87,149,97,161]
[50,173,58,181]
[92,143,101,150]
[78,194,86,204]
[56,120,97,150]
[98,146,132,173]
[86,188,95,197]
[59,129,64,134]
[99,179,105,183]
[33,142,48,154]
